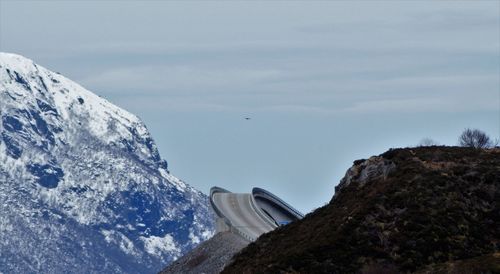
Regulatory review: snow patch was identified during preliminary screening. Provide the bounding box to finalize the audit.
[101,229,113,243]
[162,170,187,192]
[119,234,138,256]
[141,234,180,258]
[189,230,200,245]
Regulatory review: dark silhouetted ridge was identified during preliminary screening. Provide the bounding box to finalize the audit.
[223,147,500,274]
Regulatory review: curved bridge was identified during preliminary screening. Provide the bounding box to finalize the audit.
[210,186,303,242]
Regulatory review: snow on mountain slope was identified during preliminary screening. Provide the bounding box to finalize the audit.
[0,52,214,273]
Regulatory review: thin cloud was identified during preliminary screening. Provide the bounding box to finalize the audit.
[79,65,284,94]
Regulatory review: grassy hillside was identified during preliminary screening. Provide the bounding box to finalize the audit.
[223,147,500,273]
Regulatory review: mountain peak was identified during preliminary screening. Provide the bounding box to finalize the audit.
[0,52,37,71]
[0,52,145,144]
[0,53,214,273]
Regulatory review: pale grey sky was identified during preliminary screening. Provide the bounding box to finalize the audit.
[1,1,499,213]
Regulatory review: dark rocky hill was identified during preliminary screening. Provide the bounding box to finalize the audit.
[223,147,500,273]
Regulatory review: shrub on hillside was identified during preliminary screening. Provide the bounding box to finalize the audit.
[458,128,493,149]
[418,138,439,147]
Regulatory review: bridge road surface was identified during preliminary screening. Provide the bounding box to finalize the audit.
[212,192,276,240]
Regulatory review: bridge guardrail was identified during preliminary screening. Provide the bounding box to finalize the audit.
[210,186,303,242]
[230,226,255,242]
[249,194,278,228]
[209,186,231,219]
[210,186,255,242]
[252,187,304,219]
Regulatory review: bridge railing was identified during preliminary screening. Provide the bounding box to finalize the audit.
[249,193,279,228]
[252,187,304,220]
[210,186,303,242]
[210,186,256,242]
[209,186,230,219]
[230,226,255,242]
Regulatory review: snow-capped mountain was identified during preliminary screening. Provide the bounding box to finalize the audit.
[0,52,214,273]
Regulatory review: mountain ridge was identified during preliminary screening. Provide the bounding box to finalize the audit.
[0,52,214,273]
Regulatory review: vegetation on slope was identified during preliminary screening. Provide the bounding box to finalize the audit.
[223,147,500,273]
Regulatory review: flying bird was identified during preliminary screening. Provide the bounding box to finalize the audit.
[245,117,251,120]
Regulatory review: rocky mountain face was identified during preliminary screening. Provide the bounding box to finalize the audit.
[223,147,500,273]
[0,53,214,273]
[161,232,249,274]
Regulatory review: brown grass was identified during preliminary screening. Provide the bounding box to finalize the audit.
[222,147,500,274]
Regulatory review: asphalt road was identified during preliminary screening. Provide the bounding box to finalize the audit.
[212,192,276,241]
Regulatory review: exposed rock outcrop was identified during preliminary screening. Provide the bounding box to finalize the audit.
[334,156,395,200]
